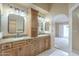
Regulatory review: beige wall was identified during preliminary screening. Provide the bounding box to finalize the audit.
[34,3,51,12]
[72,7,79,51]
[1,4,28,36]
[34,3,69,16]
[49,4,69,16]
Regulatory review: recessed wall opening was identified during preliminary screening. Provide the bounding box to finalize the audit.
[54,14,69,52]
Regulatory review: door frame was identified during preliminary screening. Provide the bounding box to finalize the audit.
[69,4,79,55]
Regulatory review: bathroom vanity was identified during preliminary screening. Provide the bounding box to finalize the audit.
[0,4,51,56]
[0,35,50,56]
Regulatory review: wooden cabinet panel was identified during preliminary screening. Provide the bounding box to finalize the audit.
[31,28,38,37]
[14,45,31,56]
[12,40,26,48]
[1,48,16,56]
[15,46,26,56]
[31,8,38,37]
[45,38,50,50]
[0,44,2,51]
[38,36,50,53]
[12,40,26,56]
[28,39,40,55]
[0,50,2,56]
[1,43,12,50]
[14,42,30,56]
[40,39,45,51]
[12,40,32,56]
[33,40,40,55]
[31,8,38,28]
[27,40,35,56]
[25,45,31,56]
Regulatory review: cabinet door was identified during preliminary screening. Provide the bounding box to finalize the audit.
[29,39,39,56]
[16,45,31,56]
[16,46,26,56]
[42,39,45,51]
[45,38,50,49]
[27,45,35,56]
[25,45,31,56]
[0,50,2,56]
[1,48,16,56]
[33,39,40,55]
[39,38,45,52]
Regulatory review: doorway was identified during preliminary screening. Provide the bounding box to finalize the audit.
[54,14,69,52]
[55,24,69,52]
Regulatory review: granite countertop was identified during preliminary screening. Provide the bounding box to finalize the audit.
[0,34,50,44]
[38,34,50,37]
[0,36,32,44]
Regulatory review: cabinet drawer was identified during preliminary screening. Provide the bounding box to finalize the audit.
[1,43,12,50]
[12,40,26,48]
[26,40,30,45]
[26,39,33,44]
[0,45,2,50]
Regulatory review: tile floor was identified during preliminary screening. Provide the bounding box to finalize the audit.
[37,48,78,56]
[37,48,68,56]
[55,37,69,52]
[37,37,78,56]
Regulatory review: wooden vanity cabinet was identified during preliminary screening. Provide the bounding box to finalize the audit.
[0,36,51,56]
[13,36,50,56]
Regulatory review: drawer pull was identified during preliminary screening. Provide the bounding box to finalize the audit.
[19,48,22,50]
[5,46,8,48]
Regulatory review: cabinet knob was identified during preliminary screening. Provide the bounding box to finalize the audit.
[5,45,8,48]
[19,48,22,50]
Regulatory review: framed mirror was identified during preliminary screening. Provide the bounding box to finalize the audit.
[8,14,24,34]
